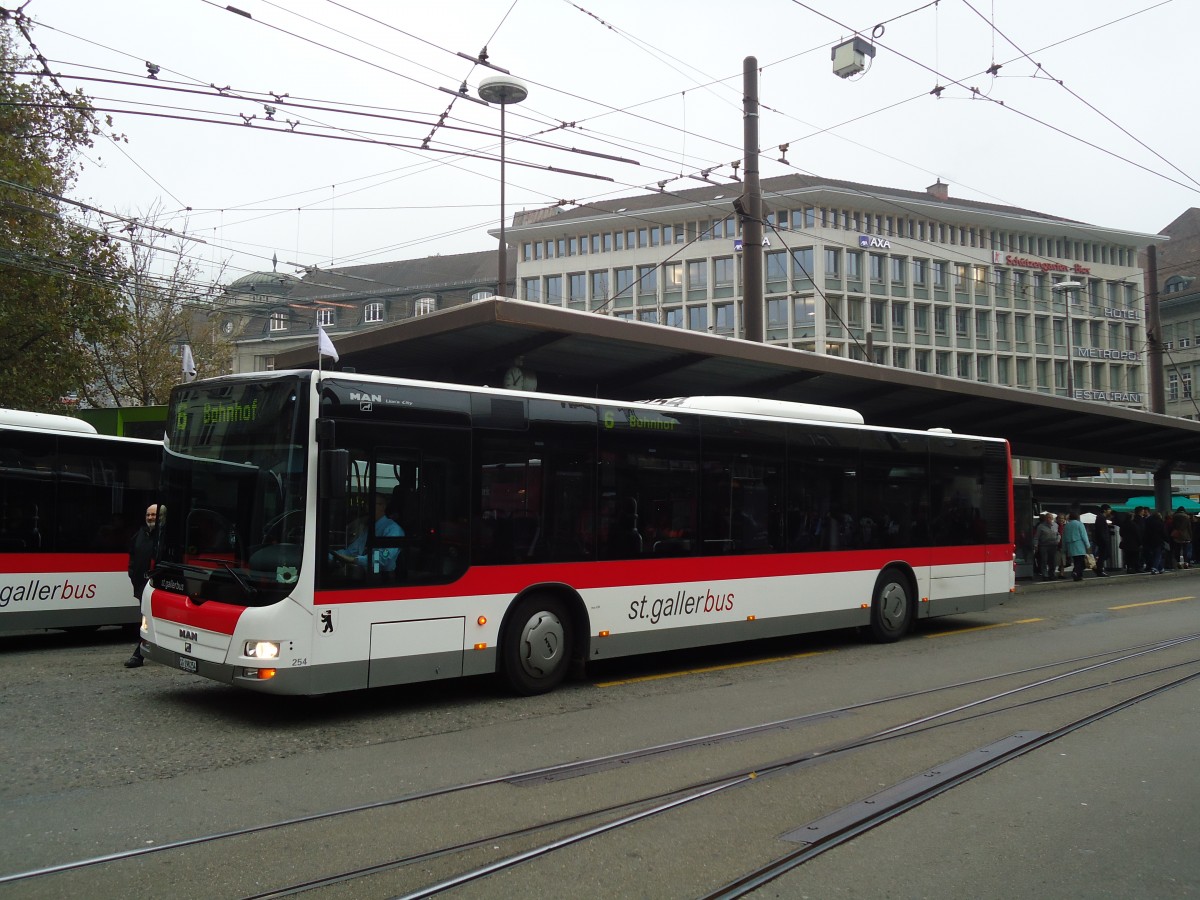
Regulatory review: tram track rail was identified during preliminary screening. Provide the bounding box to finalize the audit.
[4,632,1198,898]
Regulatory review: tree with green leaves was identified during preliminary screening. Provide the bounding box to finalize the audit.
[0,13,131,411]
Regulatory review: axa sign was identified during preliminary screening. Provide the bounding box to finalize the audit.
[859,235,891,249]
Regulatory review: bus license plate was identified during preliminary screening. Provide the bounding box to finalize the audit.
[178,656,198,673]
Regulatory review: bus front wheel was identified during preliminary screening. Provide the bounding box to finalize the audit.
[501,594,572,695]
[869,567,913,643]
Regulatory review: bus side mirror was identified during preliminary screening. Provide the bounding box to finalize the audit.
[320,449,348,501]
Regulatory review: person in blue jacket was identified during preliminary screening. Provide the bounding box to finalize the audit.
[1063,511,1090,582]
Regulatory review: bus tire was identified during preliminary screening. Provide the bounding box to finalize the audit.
[869,567,913,643]
[501,594,572,695]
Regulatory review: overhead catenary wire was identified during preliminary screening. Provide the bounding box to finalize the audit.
[7,0,1190,300]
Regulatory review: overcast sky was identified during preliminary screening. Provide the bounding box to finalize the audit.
[17,0,1200,287]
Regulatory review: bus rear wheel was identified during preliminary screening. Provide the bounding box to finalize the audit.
[869,567,913,643]
[501,594,572,695]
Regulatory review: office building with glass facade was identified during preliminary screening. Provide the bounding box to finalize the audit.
[509,173,1157,410]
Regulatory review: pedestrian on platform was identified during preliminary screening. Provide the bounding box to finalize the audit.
[1063,512,1090,582]
[1169,507,1192,569]
[1034,512,1060,581]
[1120,509,1145,573]
[1143,510,1167,575]
[1091,504,1114,577]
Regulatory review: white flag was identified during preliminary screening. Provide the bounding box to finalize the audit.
[181,344,197,383]
[318,325,339,362]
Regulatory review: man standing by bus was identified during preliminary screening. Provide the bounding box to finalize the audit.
[1034,512,1060,580]
[124,503,159,668]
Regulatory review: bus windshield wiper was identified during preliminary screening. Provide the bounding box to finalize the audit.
[219,561,257,597]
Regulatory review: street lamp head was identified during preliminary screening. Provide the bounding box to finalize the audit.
[478,74,529,106]
[1052,279,1084,293]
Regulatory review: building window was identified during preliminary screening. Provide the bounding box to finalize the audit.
[794,296,815,326]
[569,273,586,307]
[317,307,335,327]
[364,301,384,323]
[687,260,708,294]
[269,311,288,332]
[891,302,907,330]
[871,300,885,328]
[934,307,948,336]
[912,258,927,287]
[639,310,659,324]
[975,310,990,339]
[590,270,609,304]
[664,307,683,328]
[637,265,658,298]
[522,278,542,303]
[790,248,814,280]
[714,256,735,287]
[414,296,436,316]
[767,298,788,328]
[870,254,885,284]
[915,350,930,372]
[471,289,493,301]
[824,248,841,277]
[955,308,969,337]
[957,354,972,379]
[614,268,634,300]
[845,251,862,280]
[914,304,929,333]
[933,261,947,289]
[766,250,787,286]
[688,306,707,331]
[714,303,735,333]
[663,262,683,295]
[936,351,951,376]
[891,256,905,285]
[545,275,563,306]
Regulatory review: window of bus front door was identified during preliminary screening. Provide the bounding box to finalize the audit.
[319,424,470,589]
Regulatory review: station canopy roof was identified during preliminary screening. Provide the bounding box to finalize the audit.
[277,298,1200,476]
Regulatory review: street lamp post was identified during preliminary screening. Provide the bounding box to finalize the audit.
[478,74,528,299]
[1053,279,1084,399]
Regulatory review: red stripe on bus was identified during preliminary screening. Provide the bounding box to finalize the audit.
[150,589,245,632]
[0,553,126,574]
[313,544,1008,606]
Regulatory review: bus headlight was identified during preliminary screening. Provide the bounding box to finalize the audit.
[245,640,280,660]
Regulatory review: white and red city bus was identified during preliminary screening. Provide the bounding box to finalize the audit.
[140,371,1014,695]
[0,409,161,632]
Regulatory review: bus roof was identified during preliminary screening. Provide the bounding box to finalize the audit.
[645,395,865,425]
[0,408,98,434]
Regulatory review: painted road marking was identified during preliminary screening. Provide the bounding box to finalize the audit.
[924,617,1044,638]
[594,650,830,687]
[1109,596,1194,610]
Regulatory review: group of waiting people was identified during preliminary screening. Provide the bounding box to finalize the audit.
[1034,504,1195,582]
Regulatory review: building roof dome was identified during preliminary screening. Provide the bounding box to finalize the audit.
[226,270,299,297]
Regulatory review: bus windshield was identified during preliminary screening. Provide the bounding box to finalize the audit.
[156,375,309,607]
